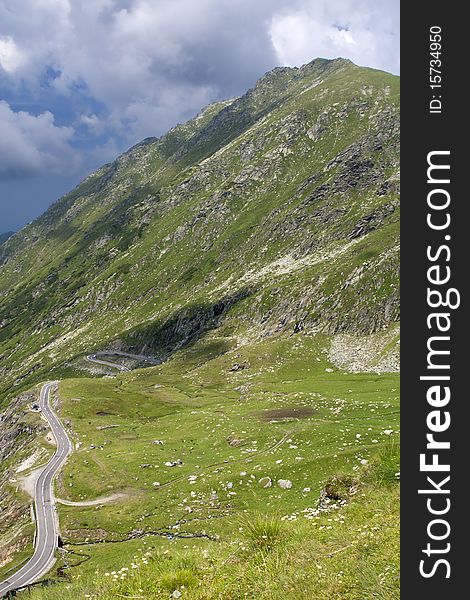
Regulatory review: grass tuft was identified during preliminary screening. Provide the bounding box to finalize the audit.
[240,514,286,554]
[366,440,400,486]
[159,568,199,592]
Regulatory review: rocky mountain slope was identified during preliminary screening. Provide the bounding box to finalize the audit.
[0,58,399,402]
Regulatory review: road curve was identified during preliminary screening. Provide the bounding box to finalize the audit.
[85,353,130,372]
[86,351,159,372]
[0,382,72,597]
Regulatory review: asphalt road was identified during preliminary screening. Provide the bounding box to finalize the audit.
[86,351,159,371]
[0,382,72,597]
[86,353,130,371]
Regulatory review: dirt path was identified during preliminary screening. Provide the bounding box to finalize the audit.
[55,492,128,507]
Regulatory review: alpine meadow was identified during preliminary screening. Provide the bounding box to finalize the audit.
[0,58,400,599]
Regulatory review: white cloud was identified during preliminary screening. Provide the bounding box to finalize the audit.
[270,1,399,74]
[0,36,24,73]
[0,101,78,177]
[79,113,104,136]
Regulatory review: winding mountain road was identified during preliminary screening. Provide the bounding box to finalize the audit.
[0,382,72,597]
[86,353,131,371]
[86,351,159,371]
[1,352,155,595]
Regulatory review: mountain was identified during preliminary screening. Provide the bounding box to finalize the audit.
[0,58,399,402]
[0,59,400,599]
[0,231,14,245]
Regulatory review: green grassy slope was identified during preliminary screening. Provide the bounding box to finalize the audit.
[26,333,399,599]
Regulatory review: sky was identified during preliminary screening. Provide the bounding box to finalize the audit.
[0,0,399,232]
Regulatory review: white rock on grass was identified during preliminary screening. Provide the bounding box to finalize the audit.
[164,459,183,467]
[278,479,292,489]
